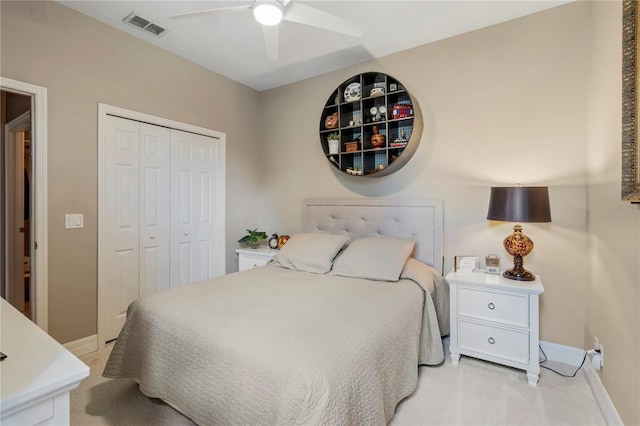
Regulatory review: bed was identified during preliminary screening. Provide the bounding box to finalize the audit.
[103,198,449,425]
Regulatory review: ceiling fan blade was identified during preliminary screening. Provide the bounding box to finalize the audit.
[168,4,252,20]
[262,24,279,61]
[283,2,364,37]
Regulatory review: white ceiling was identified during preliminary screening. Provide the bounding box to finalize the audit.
[58,0,570,92]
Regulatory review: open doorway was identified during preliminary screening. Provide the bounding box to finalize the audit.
[1,77,48,331]
[1,91,32,318]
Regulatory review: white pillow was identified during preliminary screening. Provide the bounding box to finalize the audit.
[330,237,415,281]
[273,233,349,274]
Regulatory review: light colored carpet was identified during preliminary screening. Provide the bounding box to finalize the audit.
[72,339,606,425]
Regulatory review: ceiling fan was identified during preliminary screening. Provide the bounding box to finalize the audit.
[168,0,364,60]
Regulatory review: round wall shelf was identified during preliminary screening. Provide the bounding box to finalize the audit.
[319,72,422,177]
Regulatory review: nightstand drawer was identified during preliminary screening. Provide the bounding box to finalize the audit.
[458,319,529,364]
[239,256,271,271]
[458,286,529,327]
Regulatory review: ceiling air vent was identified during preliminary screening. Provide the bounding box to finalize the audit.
[123,12,167,37]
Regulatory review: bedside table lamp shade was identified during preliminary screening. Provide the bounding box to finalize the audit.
[487,187,551,281]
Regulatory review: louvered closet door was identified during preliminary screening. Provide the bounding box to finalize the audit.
[104,116,141,341]
[170,129,222,287]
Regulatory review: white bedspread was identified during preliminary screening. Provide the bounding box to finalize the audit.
[103,264,448,426]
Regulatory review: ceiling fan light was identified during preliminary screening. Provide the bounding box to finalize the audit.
[253,1,283,26]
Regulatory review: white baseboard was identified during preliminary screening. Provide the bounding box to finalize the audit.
[583,356,624,426]
[539,340,585,366]
[63,334,98,357]
[540,340,622,426]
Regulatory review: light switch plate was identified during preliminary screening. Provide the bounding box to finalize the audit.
[65,214,84,229]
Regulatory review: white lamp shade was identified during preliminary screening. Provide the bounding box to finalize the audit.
[253,1,283,26]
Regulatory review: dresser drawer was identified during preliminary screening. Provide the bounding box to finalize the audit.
[458,286,529,327]
[2,397,54,425]
[458,319,530,365]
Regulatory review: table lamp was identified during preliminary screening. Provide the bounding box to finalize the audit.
[487,186,551,281]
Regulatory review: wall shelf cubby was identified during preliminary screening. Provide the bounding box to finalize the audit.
[319,72,422,177]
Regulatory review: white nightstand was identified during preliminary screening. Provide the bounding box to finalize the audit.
[236,247,278,272]
[446,271,544,385]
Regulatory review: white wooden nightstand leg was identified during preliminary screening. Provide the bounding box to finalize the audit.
[527,372,539,386]
[451,352,460,366]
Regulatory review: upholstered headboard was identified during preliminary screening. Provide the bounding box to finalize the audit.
[302,199,444,273]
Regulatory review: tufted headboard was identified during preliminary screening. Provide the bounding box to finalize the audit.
[302,199,444,274]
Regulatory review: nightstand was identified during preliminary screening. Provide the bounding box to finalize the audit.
[236,247,278,272]
[446,271,544,385]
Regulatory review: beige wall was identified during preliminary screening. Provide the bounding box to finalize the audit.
[1,1,263,343]
[2,0,637,422]
[586,1,640,424]
[260,2,590,348]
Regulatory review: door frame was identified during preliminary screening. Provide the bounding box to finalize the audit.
[5,111,29,312]
[97,103,226,348]
[1,77,49,331]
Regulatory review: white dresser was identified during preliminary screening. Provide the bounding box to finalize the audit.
[0,298,89,425]
[236,247,278,272]
[446,271,544,385]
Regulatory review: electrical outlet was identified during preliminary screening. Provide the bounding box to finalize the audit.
[598,342,604,368]
[592,336,604,369]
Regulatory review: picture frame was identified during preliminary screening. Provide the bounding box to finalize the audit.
[622,0,640,202]
[454,256,479,272]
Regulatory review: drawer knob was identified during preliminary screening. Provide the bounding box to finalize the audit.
[488,337,495,344]
[253,264,258,268]
[488,302,495,310]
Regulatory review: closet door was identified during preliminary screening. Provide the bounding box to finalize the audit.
[103,117,171,342]
[139,123,171,297]
[103,116,140,342]
[170,129,222,287]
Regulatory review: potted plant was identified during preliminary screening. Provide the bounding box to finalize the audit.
[327,132,340,154]
[238,228,268,249]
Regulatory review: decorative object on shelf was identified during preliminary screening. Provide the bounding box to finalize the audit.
[391,129,408,148]
[268,233,279,249]
[392,103,413,119]
[369,104,386,122]
[238,228,268,249]
[487,186,552,281]
[454,256,479,272]
[389,83,398,92]
[327,132,340,154]
[277,234,290,249]
[319,72,422,177]
[370,125,386,148]
[485,254,500,275]
[344,82,361,102]
[369,73,386,97]
[324,112,338,129]
[344,141,359,152]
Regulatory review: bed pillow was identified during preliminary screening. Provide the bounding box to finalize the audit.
[330,237,415,281]
[273,232,349,274]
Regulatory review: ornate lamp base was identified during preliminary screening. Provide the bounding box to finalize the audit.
[503,257,536,281]
[503,225,536,282]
